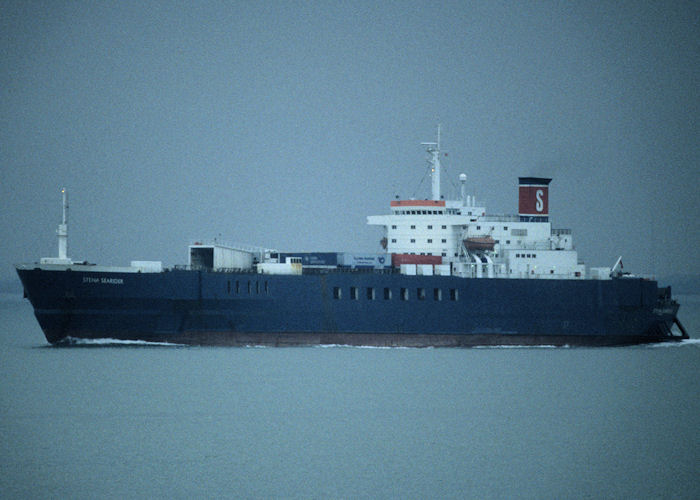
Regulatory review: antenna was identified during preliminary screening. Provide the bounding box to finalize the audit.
[58,188,69,260]
[420,124,442,201]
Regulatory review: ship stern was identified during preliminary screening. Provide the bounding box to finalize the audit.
[649,286,686,340]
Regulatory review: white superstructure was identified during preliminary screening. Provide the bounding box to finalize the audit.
[367,130,587,279]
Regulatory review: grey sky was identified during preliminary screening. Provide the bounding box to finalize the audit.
[2,1,698,282]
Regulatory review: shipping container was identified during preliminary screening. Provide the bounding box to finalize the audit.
[279,252,339,267]
[391,254,442,267]
[338,253,390,268]
[417,264,434,276]
[130,261,163,272]
[189,244,254,270]
[434,264,451,276]
[400,264,417,275]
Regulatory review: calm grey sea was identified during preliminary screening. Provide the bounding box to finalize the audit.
[1,293,698,499]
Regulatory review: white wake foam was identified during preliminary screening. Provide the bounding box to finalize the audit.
[473,344,562,349]
[647,338,700,348]
[61,337,185,347]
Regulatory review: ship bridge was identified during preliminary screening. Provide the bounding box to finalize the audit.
[368,197,486,260]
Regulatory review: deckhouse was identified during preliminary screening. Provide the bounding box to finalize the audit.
[367,128,585,279]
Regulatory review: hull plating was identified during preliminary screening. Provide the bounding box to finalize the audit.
[17,267,683,347]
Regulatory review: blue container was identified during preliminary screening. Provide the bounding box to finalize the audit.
[279,252,339,266]
[338,253,390,268]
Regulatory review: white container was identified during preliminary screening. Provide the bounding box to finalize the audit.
[130,261,163,272]
[434,264,451,276]
[417,264,433,276]
[400,264,417,275]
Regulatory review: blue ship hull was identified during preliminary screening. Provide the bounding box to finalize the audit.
[16,267,684,346]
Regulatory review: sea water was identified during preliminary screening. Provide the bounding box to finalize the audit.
[1,293,698,499]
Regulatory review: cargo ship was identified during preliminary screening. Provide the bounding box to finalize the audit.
[16,130,688,346]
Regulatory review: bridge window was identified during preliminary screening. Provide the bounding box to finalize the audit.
[366,287,375,300]
[401,288,409,301]
[350,287,358,300]
[333,287,342,299]
[450,288,459,301]
[434,288,442,301]
[417,288,426,300]
[384,288,392,300]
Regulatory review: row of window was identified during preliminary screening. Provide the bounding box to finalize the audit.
[515,253,537,258]
[390,237,515,247]
[333,286,459,301]
[392,209,483,217]
[389,225,528,236]
[470,225,527,237]
[391,224,449,230]
[393,210,445,215]
[391,238,449,244]
[226,280,269,295]
[394,224,516,232]
[400,252,460,257]
[223,281,466,299]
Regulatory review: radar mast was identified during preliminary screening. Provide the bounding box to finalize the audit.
[421,125,442,201]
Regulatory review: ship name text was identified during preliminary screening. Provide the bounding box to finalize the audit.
[82,276,124,285]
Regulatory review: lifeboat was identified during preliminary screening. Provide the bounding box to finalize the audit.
[464,236,495,251]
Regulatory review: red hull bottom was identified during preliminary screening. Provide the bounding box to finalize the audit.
[50,331,687,348]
